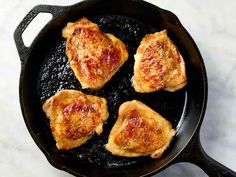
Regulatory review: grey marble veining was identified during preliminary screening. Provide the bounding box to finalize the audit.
[0,0,235,177]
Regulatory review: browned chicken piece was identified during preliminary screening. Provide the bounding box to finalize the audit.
[132,30,187,93]
[105,100,175,159]
[42,90,109,150]
[62,17,128,90]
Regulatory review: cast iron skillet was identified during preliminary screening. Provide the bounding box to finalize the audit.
[14,0,236,176]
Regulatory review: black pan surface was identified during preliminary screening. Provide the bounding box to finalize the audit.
[38,14,186,167]
[15,0,209,176]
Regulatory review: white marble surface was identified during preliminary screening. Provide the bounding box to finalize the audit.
[0,0,236,176]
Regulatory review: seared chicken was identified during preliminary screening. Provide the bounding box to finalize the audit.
[62,17,128,90]
[42,90,109,150]
[132,30,187,93]
[105,100,175,159]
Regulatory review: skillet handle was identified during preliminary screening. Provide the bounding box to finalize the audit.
[14,4,65,64]
[175,132,236,177]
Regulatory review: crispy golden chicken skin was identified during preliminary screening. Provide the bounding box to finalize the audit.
[105,100,175,159]
[42,90,109,150]
[132,30,187,93]
[62,17,128,90]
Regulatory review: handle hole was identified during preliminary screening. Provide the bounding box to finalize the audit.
[22,13,53,47]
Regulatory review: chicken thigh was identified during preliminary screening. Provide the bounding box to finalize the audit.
[43,89,109,150]
[62,17,128,90]
[105,100,175,158]
[132,30,187,93]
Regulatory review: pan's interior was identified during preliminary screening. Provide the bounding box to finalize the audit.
[38,14,186,166]
[20,1,207,176]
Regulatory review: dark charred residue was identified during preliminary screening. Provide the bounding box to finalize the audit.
[37,15,186,167]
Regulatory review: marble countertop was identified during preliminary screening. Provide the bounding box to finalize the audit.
[1,0,236,176]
